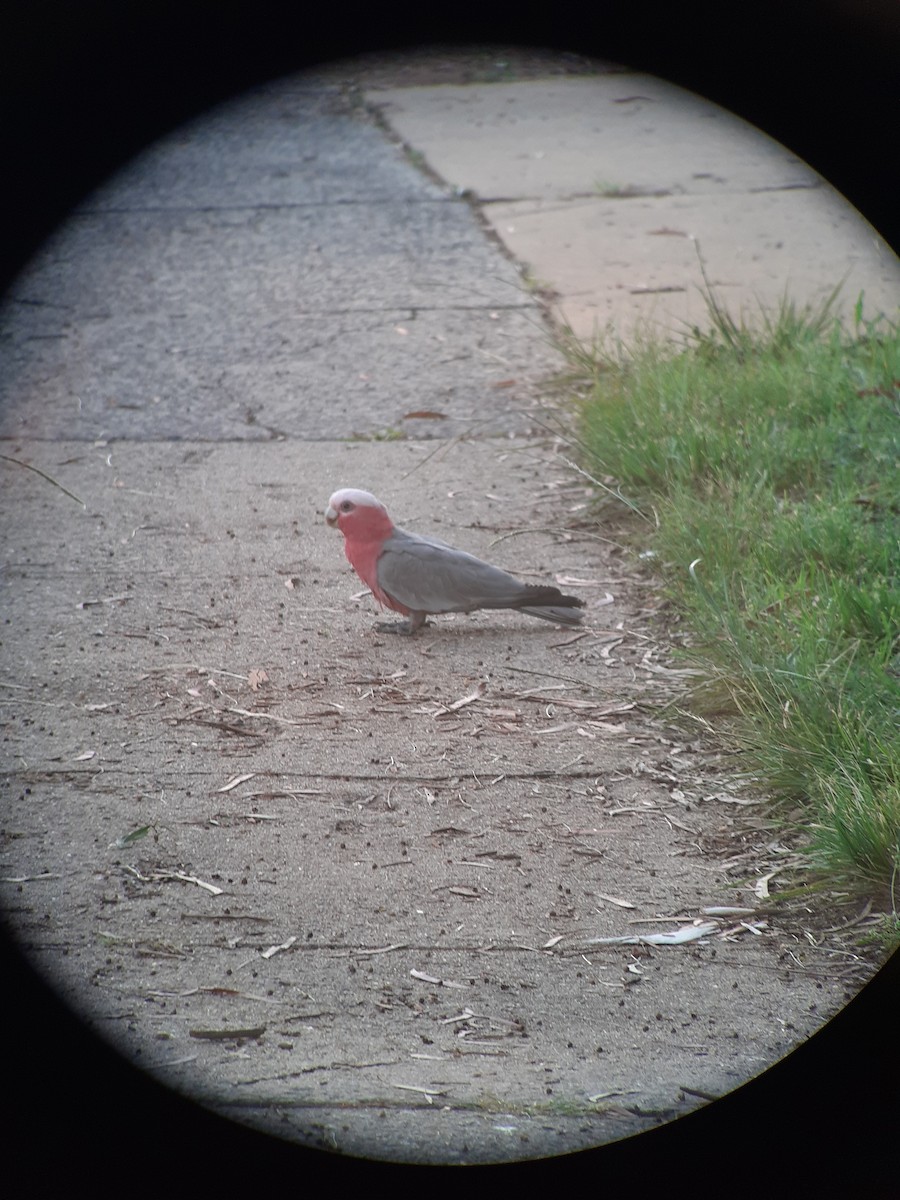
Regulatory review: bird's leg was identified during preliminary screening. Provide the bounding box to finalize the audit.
[375,610,428,635]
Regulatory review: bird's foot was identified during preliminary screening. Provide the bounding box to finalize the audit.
[375,615,429,635]
[375,620,417,635]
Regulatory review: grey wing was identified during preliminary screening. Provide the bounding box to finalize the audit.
[377,529,526,614]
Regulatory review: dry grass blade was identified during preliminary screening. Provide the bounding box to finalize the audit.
[1,453,86,506]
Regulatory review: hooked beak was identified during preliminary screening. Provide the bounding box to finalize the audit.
[324,504,339,527]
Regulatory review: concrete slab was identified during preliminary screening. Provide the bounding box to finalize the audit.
[487,186,898,340]
[371,76,813,199]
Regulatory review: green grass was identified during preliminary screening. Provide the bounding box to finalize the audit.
[572,292,900,893]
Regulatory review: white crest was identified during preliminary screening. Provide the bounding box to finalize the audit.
[327,488,386,511]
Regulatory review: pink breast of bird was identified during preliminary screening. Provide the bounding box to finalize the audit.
[337,505,411,617]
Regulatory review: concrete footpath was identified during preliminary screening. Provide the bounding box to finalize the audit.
[1,50,897,1167]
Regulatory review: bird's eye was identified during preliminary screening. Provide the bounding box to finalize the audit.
[340,501,353,512]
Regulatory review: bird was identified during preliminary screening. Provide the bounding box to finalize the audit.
[325,487,585,634]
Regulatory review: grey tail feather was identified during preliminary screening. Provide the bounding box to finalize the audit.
[514,586,585,610]
[518,605,585,627]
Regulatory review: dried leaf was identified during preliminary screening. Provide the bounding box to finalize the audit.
[261,935,297,959]
[639,652,705,677]
[554,576,607,588]
[402,410,447,420]
[702,906,756,916]
[410,969,466,989]
[76,594,131,609]
[704,792,762,806]
[217,773,255,793]
[248,668,269,691]
[549,631,590,648]
[392,1084,446,1103]
[599,639,624,659]
[189,1026,266,1041]
[588,921,718,946]
[754,869,781,899]
[73,750,96,761]
[663,812,698,833]
[170,872,224,896]
[410,969,441,985]
[0,872,59,883]
[440,1008,475,1024]
[438,684,486,714]
[596,892,636,909]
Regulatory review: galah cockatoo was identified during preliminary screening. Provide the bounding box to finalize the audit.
[325,487,585,634]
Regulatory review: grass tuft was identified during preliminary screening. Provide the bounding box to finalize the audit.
[574,288,900,890]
